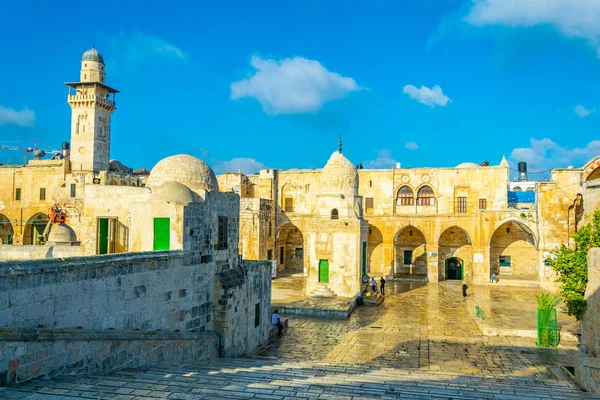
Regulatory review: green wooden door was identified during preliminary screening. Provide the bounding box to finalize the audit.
[153,218,170,250]
[445,257,463,280]
[361,242,367,276]
[318,259,329,283]
[98,219,109,254]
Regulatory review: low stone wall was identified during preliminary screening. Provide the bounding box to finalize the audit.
[575,248,600,393]
[0,251,216,384]
[0,328,218,384]
[0,245,84,261]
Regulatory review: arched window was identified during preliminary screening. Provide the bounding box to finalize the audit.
[513,186,522,192]
[397,186,414,206]
[417,186,435,206]
[331,209,339,219]
[526,187,535,192]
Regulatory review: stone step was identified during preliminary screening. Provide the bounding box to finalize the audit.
[4,358,596,399]
[311,284,336,298]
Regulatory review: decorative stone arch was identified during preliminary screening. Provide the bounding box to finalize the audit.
[108,178,118,185]
[415,184,436,206]
[331,209,339,220]
[438,226,473,281]
[367,224,385,275]
[393,225,427,277]
[489,218,537,277]
[582,155,600,182]
[276,223,304,271]
[23,212,49,245]
[0,213,14,244]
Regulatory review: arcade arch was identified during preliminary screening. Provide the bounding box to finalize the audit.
[438,226,472,281]
[394,225,426,277]
[0,214,14,244]
[23,213,48,245]
[367,224,384,275]
[276,223,304,272]
[490,220,537,277]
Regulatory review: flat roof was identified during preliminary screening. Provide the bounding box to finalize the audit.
[64,81,119,93]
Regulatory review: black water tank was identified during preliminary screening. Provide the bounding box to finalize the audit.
[62,141,70,150]
[518,161,527,173]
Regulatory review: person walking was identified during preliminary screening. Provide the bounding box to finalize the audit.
[371,276,377,293]
[462,281,468,297]
[380,277,386,296]
[272,309,283,336]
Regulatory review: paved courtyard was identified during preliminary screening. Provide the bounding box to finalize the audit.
[265,279,579,377]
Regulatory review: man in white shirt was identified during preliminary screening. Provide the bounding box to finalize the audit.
[272,309,283,336]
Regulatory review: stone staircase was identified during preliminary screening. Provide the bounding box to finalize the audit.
[4,358,597,399]
[311,284,336,297]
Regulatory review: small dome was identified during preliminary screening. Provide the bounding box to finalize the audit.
[146,154,219,193]
[82,47,104,64]
[151,181,196,204]
[455,162,479,168]
[320,151,358,195]
[47,223,77,244]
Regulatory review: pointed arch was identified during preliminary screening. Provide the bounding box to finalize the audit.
[0,214,14,244]
[490,219,537,277]
[396,185,414,206]
[367,224,385,275]
[394,225,427,277]
[276,223,304,271]
[439,226,473,281]
[416,185,435,206]
[24,213,48,245]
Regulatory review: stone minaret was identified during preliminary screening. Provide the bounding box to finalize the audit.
[65,46,118,173]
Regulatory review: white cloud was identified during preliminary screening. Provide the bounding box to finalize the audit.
[465,0,600,55]
[404,142,419,151]
[230,56,360,115]
[0,105,35,127]
[509,137,600,171]
[110,31,186,62]
[403,85,450,107]
[574,104,595,118]
[214,157,267,175]
[364,149,398,169]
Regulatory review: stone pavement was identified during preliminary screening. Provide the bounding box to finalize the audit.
[262,281,580,376]
[2,358,597,399]
[464,284,580,342]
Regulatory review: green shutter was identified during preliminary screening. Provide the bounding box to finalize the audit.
[153,218,170,250]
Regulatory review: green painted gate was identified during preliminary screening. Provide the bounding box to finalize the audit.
[153,218,170,250]
[362,242,367,277]
[98,218,109,254]
[318,259,329,283]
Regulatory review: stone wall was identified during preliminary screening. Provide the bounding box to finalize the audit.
[575,248,600,393]
[0,245,84,261]
[0,251,217,383]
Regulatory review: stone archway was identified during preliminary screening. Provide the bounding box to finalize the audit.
[438,226,472,281]
[23,213,49,245]
[276,223,304,272]
[490,220,537,277]
[394,225,426,277]
[0,214,14,244]
[367,224,384,275]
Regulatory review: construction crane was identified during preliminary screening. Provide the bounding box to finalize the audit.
[0,141,60,162]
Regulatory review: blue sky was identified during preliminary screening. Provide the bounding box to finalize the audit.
[1,0,599,178]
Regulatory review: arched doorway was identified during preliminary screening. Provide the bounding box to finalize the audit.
[0,214,14,244]
[367,225,384,276]
[276,223,304,272]
[438,226,472,281]
[490,220,537,277]
[24,213,49,245]
[445,257,463,280]
[394,225,426,277]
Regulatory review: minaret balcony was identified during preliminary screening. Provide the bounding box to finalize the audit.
[67,94,115,108]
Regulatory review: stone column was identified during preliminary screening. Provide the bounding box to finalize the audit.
[427,245,439,283]
[471,246,490,284]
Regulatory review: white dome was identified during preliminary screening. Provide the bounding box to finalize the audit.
[151,181,197,204]
[147,154,219,193]
[455,162,479,168]
[47,223,77,244]
[320,151,358,195]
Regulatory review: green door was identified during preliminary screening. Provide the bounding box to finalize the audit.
[33,224,45,245]
[318,259,329,283]
[445,257,463,280]
[153,218,170,250]
[361,242,367,276]
[98,218,109,254]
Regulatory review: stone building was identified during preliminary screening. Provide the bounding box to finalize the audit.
[219,147,600,297]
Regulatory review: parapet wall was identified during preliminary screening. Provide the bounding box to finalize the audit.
[575,248,600,393]
[0,245,84,261]
[0,251,217,383]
